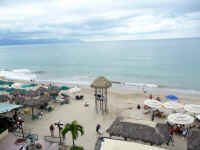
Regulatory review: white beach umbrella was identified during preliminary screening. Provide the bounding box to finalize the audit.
[196,114,200,120]
[163,102,184,110]
[68,86,81,93]
[167,113,194,125]
[144,99,162,109]
[26,86,39,91]
[11,82,22,89]
[59,90,67,95]
[184,104,200,114]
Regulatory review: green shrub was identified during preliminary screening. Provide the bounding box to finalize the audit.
[69,146,84,150]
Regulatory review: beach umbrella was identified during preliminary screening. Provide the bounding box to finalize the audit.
[36,87,49,96]
[144,99,162,109]
[91,76,112,88]
[196,114,200,121]
[167,113,194,125]
[195,114,200,120]
[59,86,70,91]
[49,88,60,97]
[0,80,14,85]
[0,87,6,91]
[38,96,51,103]
[24,99,43,118]
[163,101,183,110]
[165,94,178,100]
[15,97,25,105]
[184,104,200,114]
[36,87,49,92]
[25,90,39,97]
[10,89,26,96]
[21,84,37,89]
[12,83,23,89]
[0,103,22,114]
[68,86,81,93]
[5,88,16,92]
[0,95,9,102]
[59,90,69,96]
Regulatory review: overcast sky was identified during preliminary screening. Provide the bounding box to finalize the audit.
[0,0,200,43]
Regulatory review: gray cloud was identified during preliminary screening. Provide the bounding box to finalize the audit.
[0,0,200,43]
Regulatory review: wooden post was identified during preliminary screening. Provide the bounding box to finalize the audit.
[95,88,98,112]
[32,107,34,119]
[105,88,108,112]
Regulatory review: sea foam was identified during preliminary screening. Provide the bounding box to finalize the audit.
[124,82,159,88]
[0,69,37,81]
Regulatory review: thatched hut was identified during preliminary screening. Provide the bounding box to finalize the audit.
[24,99,43,119]
[38,96,51,104]
[25,90,39,97]
[10,89,26,96]
[14,97,25,105]
[36,87,49,96]
[187,128,200,150]
[106,118,170,145]
[0,95,10,102]
[48,87,60,97]
[91,76,112,113]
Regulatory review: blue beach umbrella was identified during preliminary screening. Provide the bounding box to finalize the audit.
[165,94,178,100]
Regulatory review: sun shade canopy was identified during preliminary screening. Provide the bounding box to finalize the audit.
[144,99,162,109]
[167,113,194,125]
[91,76,112,88]
[184,104,200,114]
[0,103,22,113]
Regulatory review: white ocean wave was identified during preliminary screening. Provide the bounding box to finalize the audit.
[124,82,159,88]
[0,69,37,81]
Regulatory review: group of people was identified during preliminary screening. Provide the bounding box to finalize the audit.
[49,121,64,138]
[167,124,190,146]
[149,94,161,101]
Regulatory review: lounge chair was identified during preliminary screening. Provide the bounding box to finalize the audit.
[143,109,151,114]
[75,95,84,100]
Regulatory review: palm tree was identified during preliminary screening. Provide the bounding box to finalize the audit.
[62,120,84,146]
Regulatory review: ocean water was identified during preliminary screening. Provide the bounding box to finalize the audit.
[0,38,200,93]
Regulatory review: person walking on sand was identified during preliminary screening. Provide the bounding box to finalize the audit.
[149,94,153,99]
[152,111,155,121]
[167,126,175,146]
[49,124,55,137]
[96,124,101,135]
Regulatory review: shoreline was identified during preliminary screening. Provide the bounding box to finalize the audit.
[1,76,200,101]
[1,68,200,95]
[1,75,200,96]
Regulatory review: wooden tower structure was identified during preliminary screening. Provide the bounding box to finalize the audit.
[91,76,112,113]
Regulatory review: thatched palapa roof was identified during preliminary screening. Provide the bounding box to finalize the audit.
[106,118,170,145]
[91,76,112,88]
[10,89,26,96]
[0,95,10,102]
[23,99,43,107]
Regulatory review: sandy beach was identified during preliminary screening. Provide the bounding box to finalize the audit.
[0,78,195,150]
[0,77,200,150]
